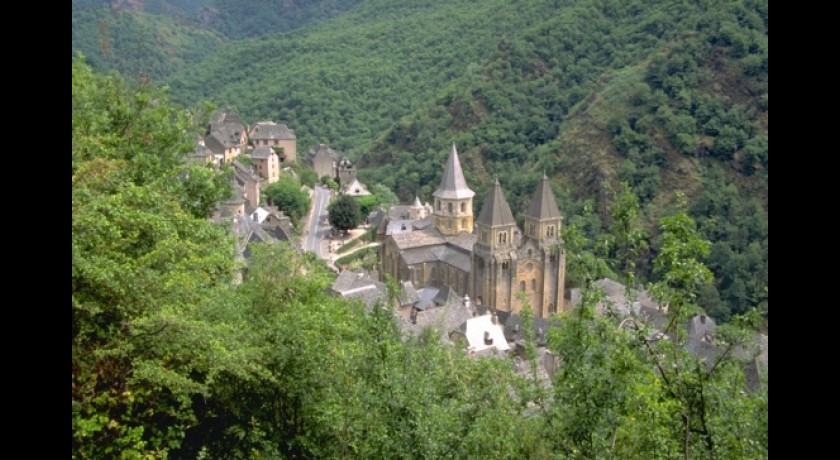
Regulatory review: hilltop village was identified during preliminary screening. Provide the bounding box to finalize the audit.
[196,107,766,387]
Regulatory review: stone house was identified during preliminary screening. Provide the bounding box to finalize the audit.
[248,121,297,163]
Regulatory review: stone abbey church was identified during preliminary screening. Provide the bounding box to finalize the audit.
[380,144,566,318]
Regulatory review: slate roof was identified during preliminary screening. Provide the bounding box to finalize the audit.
[526,174,562,221]
[392,229,446,250]
[415,287,440,311]
[503,313,559,346]
[231,160,258,187]
[209,108,244,132]
[251,146,276,159]
[446,232,477,252]
[399,280,421,306]
[249,121,296,140]
[399,245,472,273]
[400,292,474,339]
[367,208,385,229]
[476,179,516,227]
[307,143,341,161]
[433,144,475,199]
[329,269,389,310]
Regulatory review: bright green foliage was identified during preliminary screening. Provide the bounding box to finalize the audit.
[328,194,364,231]
[355,183,398,216]
[72,58,238,457]
[542,202,767,459]
[262,175,310,224]
[297,166,319,188]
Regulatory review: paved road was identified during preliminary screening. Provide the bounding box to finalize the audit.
[304,185,332,257]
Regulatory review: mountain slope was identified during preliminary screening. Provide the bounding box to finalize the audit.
[166,0,568,153]
[72,4,227,83]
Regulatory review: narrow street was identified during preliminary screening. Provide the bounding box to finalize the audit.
[304,185,332,258]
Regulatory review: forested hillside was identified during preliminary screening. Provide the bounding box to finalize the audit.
[72,0,363,82]
[166,0,767,322]
[196,0,363,39]
[73,59,766,458]
[72,3,227,83]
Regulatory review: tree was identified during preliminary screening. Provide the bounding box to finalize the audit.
[73,58,240,458]
[328,194,363,231]
[262,176,310,223]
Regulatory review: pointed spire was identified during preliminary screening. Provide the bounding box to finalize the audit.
[412,195,422,208]
[476,179,516,226]
[433,143,475,199]
[527,174,562,220]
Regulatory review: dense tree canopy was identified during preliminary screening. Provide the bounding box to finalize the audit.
[328,194,364,231]
[261,175,310,224]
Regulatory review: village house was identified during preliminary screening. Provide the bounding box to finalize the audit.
[250,147,280,184]
[205,108,248,163]
[248,121,297,163]
[305,143,341,179]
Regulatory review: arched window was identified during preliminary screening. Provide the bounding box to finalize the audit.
[547,226,555,237]
[460,202,466,213]
[531,279,536,291]
[520,281,526,292]
[437,200,441,211]
[448,202,453,213]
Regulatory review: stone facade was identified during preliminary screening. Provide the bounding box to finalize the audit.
[380,145,566,319]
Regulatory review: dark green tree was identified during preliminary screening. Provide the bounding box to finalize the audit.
[328,194,363,231]
[262,176,310,223]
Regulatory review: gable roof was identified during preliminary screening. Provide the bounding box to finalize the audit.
[433,144,475,199]
[250,121,296,140]
[476,179,516,227]
[340,178,372,197]
[527,174,562,221]
[251,146,276,159]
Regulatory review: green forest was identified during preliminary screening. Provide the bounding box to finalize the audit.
[73,0,767,456]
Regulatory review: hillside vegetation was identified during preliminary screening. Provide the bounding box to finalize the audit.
[72,3,227,83]
[166,0,767,322]
[196,0,363,39]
